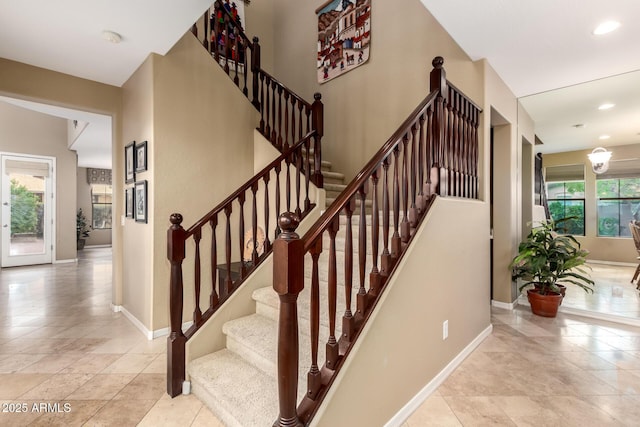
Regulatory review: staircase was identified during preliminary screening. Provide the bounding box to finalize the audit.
[188,212,371,426]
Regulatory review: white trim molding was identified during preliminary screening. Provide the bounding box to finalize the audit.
[491,299,518,310]
[385,324,493,427]
[111,304,194,340]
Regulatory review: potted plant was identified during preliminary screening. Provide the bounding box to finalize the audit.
[510,219,594,317]
[76,208,91,250]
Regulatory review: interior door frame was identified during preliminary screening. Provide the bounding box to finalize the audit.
[1,152,56,267]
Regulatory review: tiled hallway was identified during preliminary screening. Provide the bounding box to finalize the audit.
[1,248,639,426]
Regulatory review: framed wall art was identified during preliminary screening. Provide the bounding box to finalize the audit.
[317,0,371,83]
[125,187,134,218]
[135,140,147,173]
[125,141,136,183]
[134,180,148,223]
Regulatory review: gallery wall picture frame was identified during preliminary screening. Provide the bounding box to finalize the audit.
[134,180,148,223]
[125,187,134,218]
[135,140,148,173]
[125,141,136,184]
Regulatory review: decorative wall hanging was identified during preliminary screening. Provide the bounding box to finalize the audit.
[125,187,134,218]
[134,180,148,223]
[316,0,371,83]
[125,141,135,184]
[135,141,147,173]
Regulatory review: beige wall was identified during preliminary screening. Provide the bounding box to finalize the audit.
[314,197,491,426]
[0,101,77,261]
[148,33,258,331]
[543,143,640,264]
[0,57,123,305]
[245,0,275,73]
[76,167,113,247]
[270,0,483,182]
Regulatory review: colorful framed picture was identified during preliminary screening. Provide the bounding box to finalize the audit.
[125,187,134,218]
[135,140,147,173]
[134,180,148,223]
[317,0,371,83]
[125,141,136,184]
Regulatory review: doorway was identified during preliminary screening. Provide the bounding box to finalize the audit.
[1,153,55,267]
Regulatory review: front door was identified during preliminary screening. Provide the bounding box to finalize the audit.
[1,154,54,267]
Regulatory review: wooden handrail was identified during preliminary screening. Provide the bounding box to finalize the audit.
[271,56,482,425]
[167,131,320,397]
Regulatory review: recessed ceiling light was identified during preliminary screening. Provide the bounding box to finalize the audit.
[573,124,585,128]
[599,135,611,140]
[598,103,615,110]
[102,30,122,44]
[593,20,621,35]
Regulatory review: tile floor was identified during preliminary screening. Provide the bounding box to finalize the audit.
[1,248,639,426]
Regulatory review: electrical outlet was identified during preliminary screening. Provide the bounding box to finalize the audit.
[443,320,448,340]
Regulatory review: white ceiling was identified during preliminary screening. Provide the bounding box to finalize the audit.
[421,0,640,154]
[1,1,639,163]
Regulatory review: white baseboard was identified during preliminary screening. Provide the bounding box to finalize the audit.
[85,244,112,249]
[384,324,493,427]
[54,258,77,264]
[491,299,518,310]
[110,304,194,340]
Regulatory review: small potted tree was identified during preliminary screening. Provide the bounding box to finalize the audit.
[76,208,91,250]
[510,219,594,317]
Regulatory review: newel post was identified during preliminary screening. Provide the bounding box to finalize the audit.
[429,56,447,196]
[311,92,324,188]
[273,212,304,427]
[167,213,187,397]
[251,37,261,110]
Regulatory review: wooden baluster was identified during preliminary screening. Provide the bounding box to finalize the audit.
[283,92,290,149]
[447,90,455,197]
[271,81,277,144]
[416,113,426,211]
[409,123,418,228]
[265,75,271,139]
[212,2,220,63]
[425,106,434,198]
[286,154,291,213]
[259,73,265,133]
[454,92,461,197]
[238,191,246,279]
[209,216,219,308]
[224,205,233,297]
[297,102,304,140]
[304,137,311,212]
[273,213,303,427]
[474,107,480,198]
[305,106,312,137]
[343,198,356,341]
[241,38,248,97]
[251,37,260,109]
[193,229,203,326]
[263,175,271,251]
[223,13,230,74]
[326,217,339,370]
[307,237,322,400]
[380,156,392,275]
[290,98,297,148]
[167,213,186,397]
[275,164,282,237]
[278,86,284,149]
[233,27,240,87]
[251,182,259,264]
[401,134,410,243]
[391,145,401,258]
[202,11,209,52]
[356,182,369,316]
[295,147,302,218]
[311,93,324,187]
[370,168,382,295]
[461,97,468,198]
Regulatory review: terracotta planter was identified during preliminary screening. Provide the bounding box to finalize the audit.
[534,284,566,304]
[527,289,563,317]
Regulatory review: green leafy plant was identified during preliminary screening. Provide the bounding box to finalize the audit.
[76,208,91,241]
[10,179,39,235]
[510,219,594,295]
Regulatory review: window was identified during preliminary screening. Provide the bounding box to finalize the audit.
[596,178,640,237]
[546,181,585,235]
[91,184,112,229]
